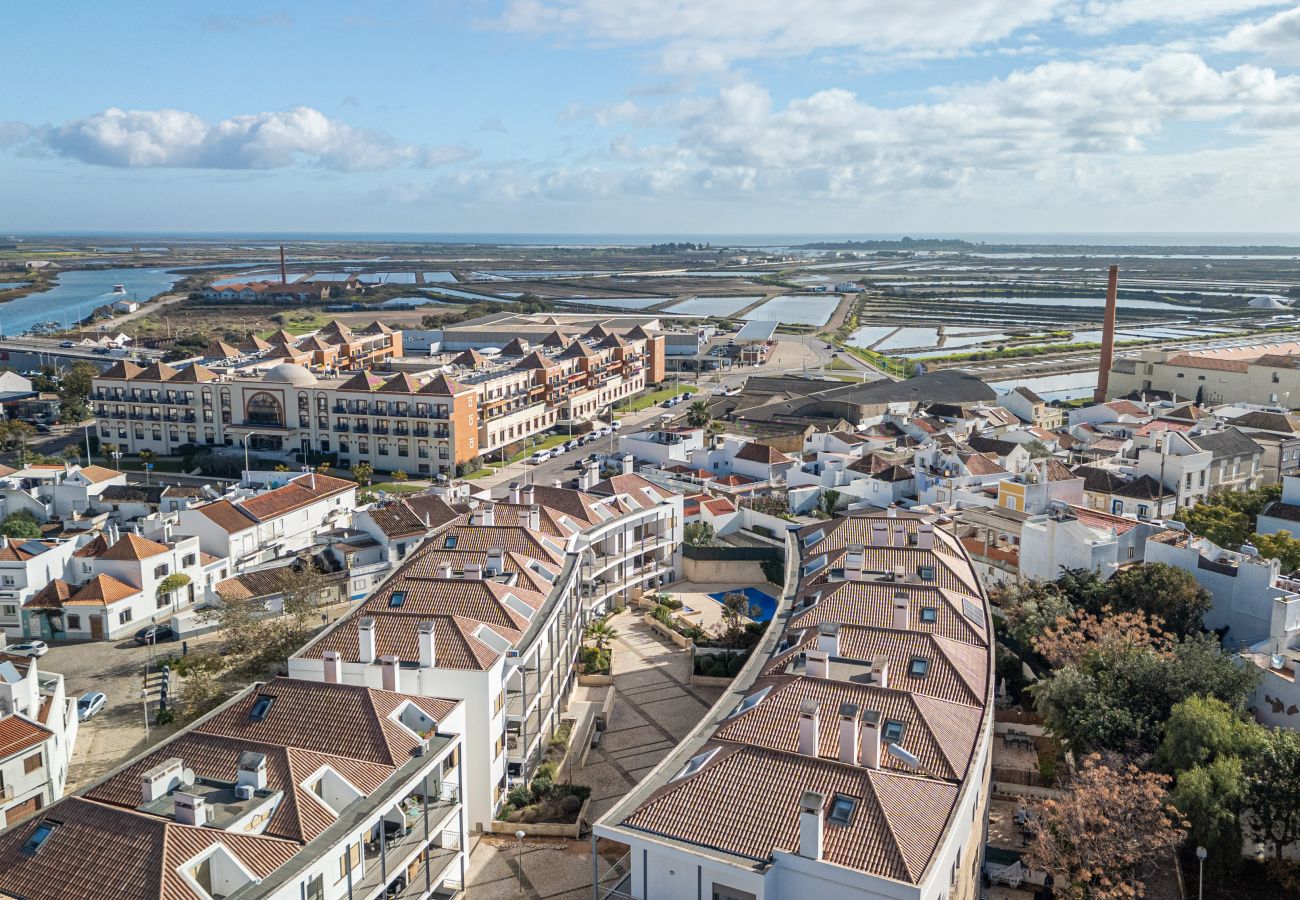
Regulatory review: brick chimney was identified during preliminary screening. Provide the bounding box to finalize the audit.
[1094,264,1120,403]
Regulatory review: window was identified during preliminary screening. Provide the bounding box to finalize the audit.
[20,820,58,857]
[336,842,361,883]
[917,565,936,581]
[388,591,407,608]
[118,609,133,625]
[675,748,718,780]
[494,690,504,714]
[249,694,276,721]
[883,720,906,743]
[154,563,169,578]
[2,576,13,587]
[711,887,757,900]
[730,687,771,718]
[1,603,15,616]
[305,874,324,900]
[183,553,196,567]
[24,752,43,774]
[444,535,458,549]
[1137,504,1149,518]
[908,657,930,678]
[920,606,938,623]
[67,614,81,629]
[828,794,858,826]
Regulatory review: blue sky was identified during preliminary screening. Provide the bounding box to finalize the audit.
[4,1,1300,234]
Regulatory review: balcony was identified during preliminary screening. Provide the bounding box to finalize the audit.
[351,783,462,899]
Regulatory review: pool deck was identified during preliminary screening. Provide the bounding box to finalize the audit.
[663,580,776,637]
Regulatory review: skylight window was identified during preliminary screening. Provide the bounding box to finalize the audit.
[803,554,827,576]
[883,720,906,743]
[249,694,276,721]
[917,565,936,582]
[389,591,408,608]
[802,529,825,548]
[962,598,986,626]
[675,748,718,781]
[20,820,59,857]
[908,657,930,678]
[443,535,458,549]
[730,686,771,718]
[920,606,938,623]
[827,794,858,826]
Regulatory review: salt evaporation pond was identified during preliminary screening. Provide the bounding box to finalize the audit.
[743,294,839,326]
[664,296,761,316]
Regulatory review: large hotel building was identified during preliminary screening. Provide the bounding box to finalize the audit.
[91,317,665,476]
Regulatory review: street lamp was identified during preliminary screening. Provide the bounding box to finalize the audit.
[240,431,262,485]
[1196,846,1207,900]
[514,830,526,893]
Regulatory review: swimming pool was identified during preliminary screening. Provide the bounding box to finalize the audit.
[709,587,778,623]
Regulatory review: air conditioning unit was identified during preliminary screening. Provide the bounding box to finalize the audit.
[235,784,255,801]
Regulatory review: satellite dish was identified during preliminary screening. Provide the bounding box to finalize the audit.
[181,768,196,787]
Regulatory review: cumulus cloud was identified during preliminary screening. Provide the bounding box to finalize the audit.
[1218,5,1300,56]
[36,106,473,171]
[1063,0,1287,32]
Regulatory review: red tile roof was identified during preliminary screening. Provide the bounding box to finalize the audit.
[0,714,52,760]
[237,473,354,522]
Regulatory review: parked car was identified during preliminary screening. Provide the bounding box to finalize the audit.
[76,691,107,721]
[134,623,175,645]
[7,640,48,658]
[564,439,579,452]
[609,420,621,431]
[586,453,601,463]
[35,423,52,433]
[59,340,76,348]
[527,449,552,465]
[682,392,693,401]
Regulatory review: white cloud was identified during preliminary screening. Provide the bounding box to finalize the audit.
[1218,5,1300,56]
[1064,0,1288,32]
[497,0,1061,70]
[39,106,473,171]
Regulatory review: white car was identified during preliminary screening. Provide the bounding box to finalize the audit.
[7,640,48,658]
[77,691,107,721]
[527,449,552,464]
[609,420,622,431]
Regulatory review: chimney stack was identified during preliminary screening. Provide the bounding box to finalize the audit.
[817,621,840,657]
[173,792,208,827]
[358,617,376,664]
[838,703,860,765]
[140,757,185,803]
[509,482,521,504]
[523,485,535,507]
[486,548,504,575]
[437,562,453,579]
[843,543,865,579]
[236,751,268,791]
[798,699,820,757]
[622,453,634,476]
[279,244,287,285]
[380,654,399,691]
[1094,264,1120,403]
[870,655,890,689]
[892,591,909,630]
[464,563,483,580]
[529,504,541,532]
[916,524,934,550]
[418,620,437,669]
[859,710,882,769]
[322,650,342,684]
[798,791,825,860]
[805,648,829,679]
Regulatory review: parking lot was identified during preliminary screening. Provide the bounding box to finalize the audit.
[34,630,225,791]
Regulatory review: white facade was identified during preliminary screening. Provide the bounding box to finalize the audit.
[0,651,78,831]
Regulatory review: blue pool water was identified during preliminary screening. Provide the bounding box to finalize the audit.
[709,587,778,623]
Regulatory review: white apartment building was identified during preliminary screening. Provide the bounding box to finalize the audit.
[0,463,126,522]
[1019,502,1160,582]
[0,676,468,900]
[0,647,78,831]
[0,537,81,640]
[594,511,995,900]
[289,476,682,832]
[172,472,357,572]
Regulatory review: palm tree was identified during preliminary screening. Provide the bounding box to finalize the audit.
[685,400,711,429]
[584,619,618,652]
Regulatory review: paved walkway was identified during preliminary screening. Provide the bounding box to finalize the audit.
[465,610,724,898]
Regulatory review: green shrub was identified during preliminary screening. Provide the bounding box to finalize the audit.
[506,785,532,809]
[660,596,684,610]
[536,761,557,782]
[530,775,554,802]
[760,558,784,585]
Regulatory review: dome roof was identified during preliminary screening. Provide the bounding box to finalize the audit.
[262,363,318,386]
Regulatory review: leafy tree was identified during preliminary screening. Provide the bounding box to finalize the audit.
[1156,694,1265,775]
[819,488,841,517]
[1172,756,1249,870]
[1174,503,1251,549]
[1245,727,1300,860]
[58,360,98,422]
[277,559,330,622]
[1033,607,1173,670]
[350,462,373,486]
[1252,529,1300,572]
[683,521,716,547]
[391,469,408,483]
[685,400,712,429]
[155,573,192,604]
[61,444,81,465]
[1024,753,1187,900]
[178,667,230,722]
[994,580,1074,650]
[1033,635,1259,755]
[1104,562,1211,638]
[1024,439,1054,459]
[0,510,42,539]
[1054,566,1110,612]
[720,592,758,648]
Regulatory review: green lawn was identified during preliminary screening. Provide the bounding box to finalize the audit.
[374,481,426,493]
[623,384,691,412]
[826,356,855,371]
[492,433,575,467]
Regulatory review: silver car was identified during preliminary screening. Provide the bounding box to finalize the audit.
[77,691,107,721]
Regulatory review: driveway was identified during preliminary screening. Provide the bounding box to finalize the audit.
[38,630,225,791]
[465,610,724,898]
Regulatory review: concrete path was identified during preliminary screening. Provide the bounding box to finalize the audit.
[465,610,724,898]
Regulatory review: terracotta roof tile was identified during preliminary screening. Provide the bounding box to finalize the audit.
[196,498,255,533]
[0,714,52,760]
[67,574,139,606]
[99,532,170,562]
[237,473,354,522]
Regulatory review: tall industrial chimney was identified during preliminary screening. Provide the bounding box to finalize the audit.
[1093,264,1119,403]
[279,244,287,285]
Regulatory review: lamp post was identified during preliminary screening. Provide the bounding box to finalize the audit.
[1196,846,1206,900]
[241,431,261,485]
[514,830,526,892]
